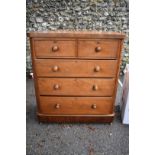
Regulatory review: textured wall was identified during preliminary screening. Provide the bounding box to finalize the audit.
[26,0,129,75]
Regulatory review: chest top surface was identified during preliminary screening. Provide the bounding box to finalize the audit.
[28,31,125,39]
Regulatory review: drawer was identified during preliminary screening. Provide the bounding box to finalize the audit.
[34,40,76,58]
[38,78,115,96]
[78,39,119,58]
[39,97,113,115]
[35,59,117,77]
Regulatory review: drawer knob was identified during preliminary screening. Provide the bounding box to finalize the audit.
[95,46,102,52]
[52,65,59,72]
[94,66,101,72]
[55,104,60,109]
[52,46,59,52]
[53,84,60,90]
[92,104,97,109]
[92,85,98,91]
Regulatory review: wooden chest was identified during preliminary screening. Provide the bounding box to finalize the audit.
[28,31,125,123]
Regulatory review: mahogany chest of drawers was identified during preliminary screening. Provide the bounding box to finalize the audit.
[28,31,125,123]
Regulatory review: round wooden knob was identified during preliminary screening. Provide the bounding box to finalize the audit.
[52,46,59,52]
[53,84,60,90]
[94,66,100,72]
[92,85,98,91]
[52,65,59,72]
[55,104,60,109]
[95,46,102,52]
[92,104,97,109]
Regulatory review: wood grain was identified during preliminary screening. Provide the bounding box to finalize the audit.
[38,78,115,96]
[34,40,76,58]
[28,31,125,39]
[39,96,113,115]
[37,113,115,123]
[35,59,117,77]
[78,39,119,58]
[28,31,125,123]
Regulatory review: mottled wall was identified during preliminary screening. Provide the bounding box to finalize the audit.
[26,0,129,75]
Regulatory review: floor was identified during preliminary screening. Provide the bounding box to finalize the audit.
[26,79,129,155]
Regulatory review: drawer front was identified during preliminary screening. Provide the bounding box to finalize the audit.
[39,97,113,115]
[38,78,115,96]
[78,40,119,58]
[34,40,76,58]
[35,59,117,77]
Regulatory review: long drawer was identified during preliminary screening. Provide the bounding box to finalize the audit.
[38,78,115,96]
[35,59,117,77]
[39,96,113,115]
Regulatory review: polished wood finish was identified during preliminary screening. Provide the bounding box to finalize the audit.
[38,78,115,96]
[35,59,117,77]
[34,40,76,58]
[39,97,113,115]
[28,31,125,123]
[78,40,119,58]
[37,113,115,123]
[28,31,125,39]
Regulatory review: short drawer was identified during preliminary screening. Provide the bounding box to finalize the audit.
[39,96,113,115]
[34,40,76,58]
[38,78,115,96]
[35,59,117,77]
[78,39,119,58]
